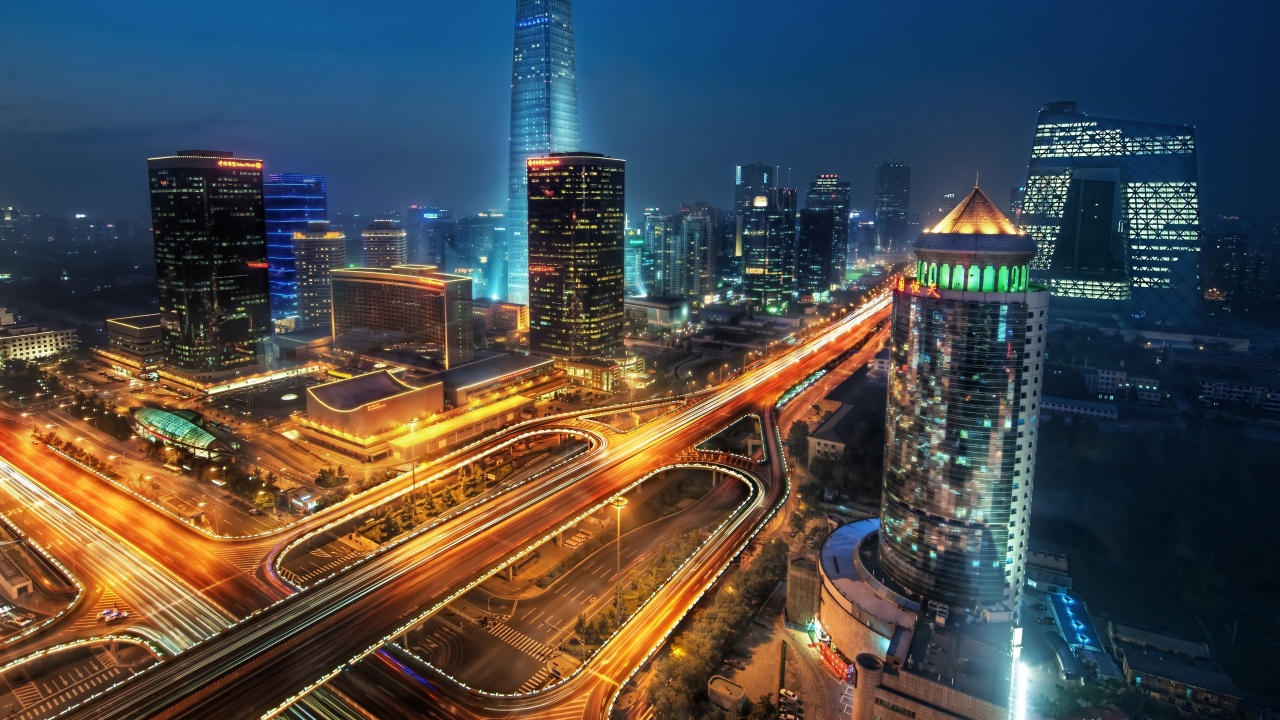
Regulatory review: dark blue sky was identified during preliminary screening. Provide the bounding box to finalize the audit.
[2,1,1277,224]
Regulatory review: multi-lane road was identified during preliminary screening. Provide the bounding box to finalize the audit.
[62,288,891,719]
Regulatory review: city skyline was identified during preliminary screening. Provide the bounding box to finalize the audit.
[2,3,1276,226]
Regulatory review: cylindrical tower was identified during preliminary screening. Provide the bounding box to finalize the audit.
[851,653,885,720]
[878,187,1047,611]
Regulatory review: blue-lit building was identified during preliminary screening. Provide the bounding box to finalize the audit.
[264,174,328,329]
[506,0,580,305]
[1020,102,1202,327]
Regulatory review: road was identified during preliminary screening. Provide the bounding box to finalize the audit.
[70,287,893,719]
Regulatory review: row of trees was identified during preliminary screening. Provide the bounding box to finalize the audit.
[34,430,120,479]
[646,539,788,718]
[364,462,507,543]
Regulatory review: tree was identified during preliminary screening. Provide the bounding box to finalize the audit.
[786,421,809,465]
[254,492,275,514]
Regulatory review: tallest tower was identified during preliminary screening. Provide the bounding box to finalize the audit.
[506,0,580,305]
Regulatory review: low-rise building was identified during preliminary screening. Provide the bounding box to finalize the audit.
[559,357,624,392]
[0,552,32,601]
[807,405,856,467]
[1084,367,1164,403]
[95,313,164,377]
[1198,372,1280,415]
[1041,396,1120,420]
[1108,622,1243,717]
[299,370,445,461]
[430,353,558,407]
[472,299,529,332]
[0,313,76,362]
[707,676,746,714]
[624,296,690,329]
[786,553,821,628]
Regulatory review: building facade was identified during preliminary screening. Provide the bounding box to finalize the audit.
[330,265,474,368]
[881,188,1047,610]
[264,173,327,328]
[806,173,851,282]
[874,161,912,254]
[741,187,797,313]
[642,210,679,297]
[527,153,625,359]
[797,208,840,298]
[454,211,505,300]
[1020,101,1202,327]
[361,219,408,269]
[95,314,164,377]
[148,150,271,380]
[506,0,580,305]
[292,221,346,331]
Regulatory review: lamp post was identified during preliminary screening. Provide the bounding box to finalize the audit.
[611,496,628,621]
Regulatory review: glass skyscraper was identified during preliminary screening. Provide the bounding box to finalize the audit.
[880,188,1047,610]
[507,0,580,305]
[1020,102,1202,327]
[264,173,327,328]
[148,151,271,380]
[527,153,625,360]
[741,187,797,313]
[874,161,911,254]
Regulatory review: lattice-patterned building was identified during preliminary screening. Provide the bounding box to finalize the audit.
[1020,102,1202,327]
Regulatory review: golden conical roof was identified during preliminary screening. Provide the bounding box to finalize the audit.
[928,186,1021,235]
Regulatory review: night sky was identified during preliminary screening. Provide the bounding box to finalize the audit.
[2,1,1277,225]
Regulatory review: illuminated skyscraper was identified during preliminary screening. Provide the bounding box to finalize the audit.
[264,173,327,328]
[527,153,625,359]
[507,0,580,305]
[624,227,646,297]
[874,161,911,253]
[455,212,505,300]
[361,220,408,269]
[880,188,1047,610]
[147,151,271,380]
[292,221,346,330]
[643,210,678,297]
[1020,102,1202,326]
[678,204,718,301]
[741,187,797,313]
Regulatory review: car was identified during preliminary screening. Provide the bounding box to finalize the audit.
[1036,616,1055,625]
[249,508,261,515]
[1030,603,1048,611]
[779,688,798,701]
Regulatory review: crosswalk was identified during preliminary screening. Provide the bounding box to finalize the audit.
[71,588,133,632]
[9,655,126,720]
[215,543,271,573]
[517,666,553,693]
[279,544,361,587]
[486,620,557,662]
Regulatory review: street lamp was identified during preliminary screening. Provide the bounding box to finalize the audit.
[611,496,628,621]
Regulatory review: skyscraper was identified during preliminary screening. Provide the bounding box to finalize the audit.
[527,153,625,359]
[506,0,580,305]
[679,201,720,301]
[361,220,408,269]
[796,208,838,299]
[455,211,505,300]
[804,174,851,291]
[643,210,678,297]
[292,221,346,330]
[741,187,797,313]
[264,174,327,329]
[880,188,1046,610]
[148,151,271,380]
[1020,101,1202,327]
[405,206,455,267]
[624,227,646,297]
[330,265,474,368]
[734,163,775,216]
[874,161,911,253]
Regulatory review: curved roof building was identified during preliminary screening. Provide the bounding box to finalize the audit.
[132,408,226,458]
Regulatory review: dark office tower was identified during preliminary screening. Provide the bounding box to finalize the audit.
[643,210,678,296]
[506,0,580,306]
[405,206,456,266]
[881,188,1047,611]
[527,153,625,359]
[805,174,851,286]
[873,161,911,253]
[455,211,504,300]
[680,201,721,301]
[264,174,327,328]
[292,221,346,331]
[1010,185,1026,217]
[741,187,797,313]
[625,227,646,296]
[148,151,271,380]
[1202,232,1248,302]
[796,208,839,299]
[362,220,408,269]
[1021,101,1202,326]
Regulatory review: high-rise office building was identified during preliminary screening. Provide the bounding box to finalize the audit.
[1020,101,1202,326]
[506,0,580,305]
[405,206,455,267]
[455,212,505,300]
[527,153,625,359]
[874,161,911,253]
[330,265,473,368]
[264,174,327,328]
[624,227,647,297]
[741,187,797,313]
[734,163,775,216]
[881,187,1047,609]
[796,208,839,298]
[361,219,408,269]
[147,150,271,380]
[1202,232,1248,302]
[804,174,851,293]
[292,221,346,331]
[643,210,678,297]
[679,202,719,301]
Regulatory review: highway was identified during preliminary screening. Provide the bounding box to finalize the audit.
[70,287,893,719]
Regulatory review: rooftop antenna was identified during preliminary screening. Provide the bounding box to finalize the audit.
[974,170,980,188]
